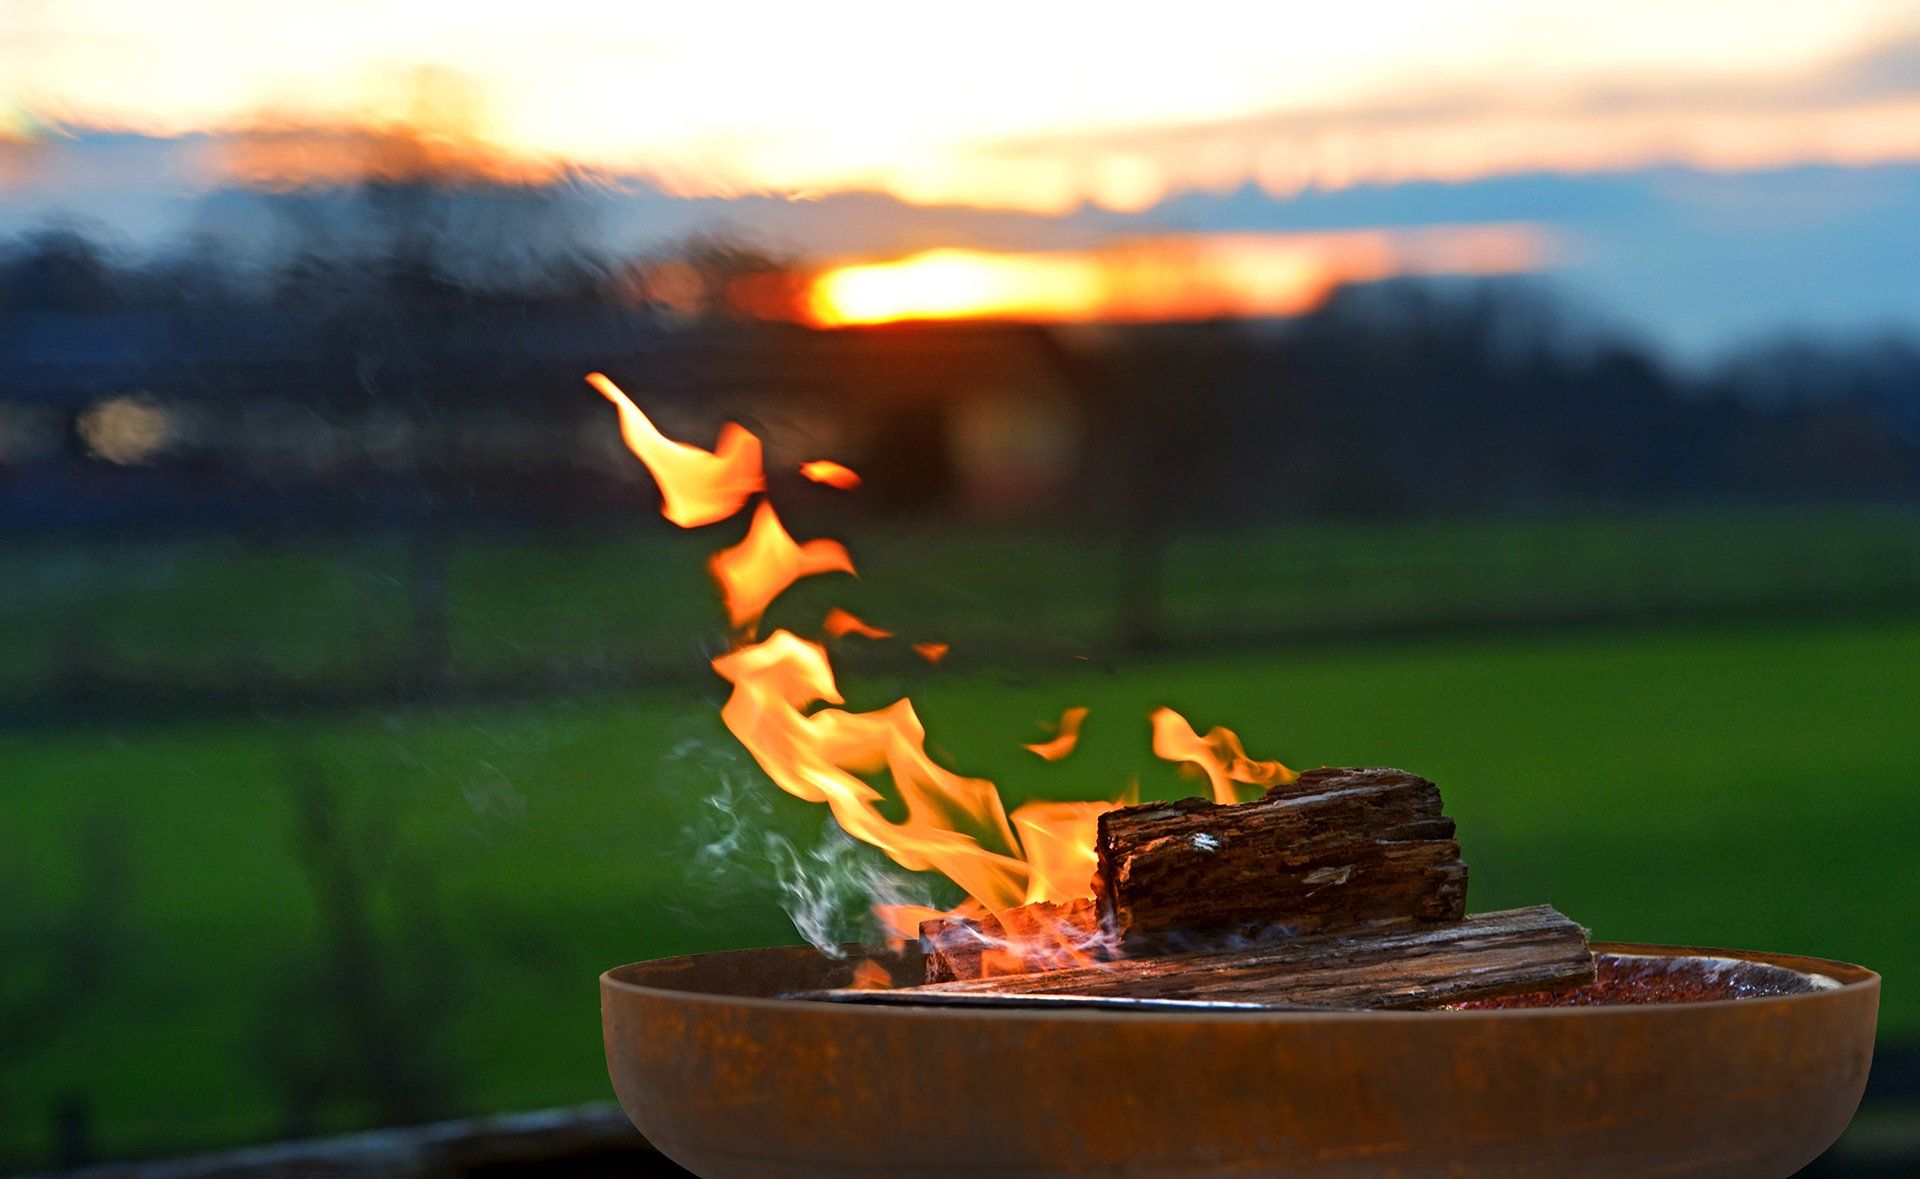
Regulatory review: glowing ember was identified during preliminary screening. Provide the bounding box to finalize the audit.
[1025,706,1089,762]
[595,379,1294,953]
[800,460,863,489]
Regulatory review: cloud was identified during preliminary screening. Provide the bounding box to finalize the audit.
[1841,33,1920,98]
[970,27,1920,198]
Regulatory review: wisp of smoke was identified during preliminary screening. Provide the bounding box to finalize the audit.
[668,737,938,956]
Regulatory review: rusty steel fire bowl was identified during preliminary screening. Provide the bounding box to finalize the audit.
[602,941,1877,1178]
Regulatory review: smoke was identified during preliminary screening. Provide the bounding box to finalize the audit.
[761,826,935,956]
[669,737,939,956]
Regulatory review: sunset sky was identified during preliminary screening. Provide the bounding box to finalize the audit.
[5,0,1919,210]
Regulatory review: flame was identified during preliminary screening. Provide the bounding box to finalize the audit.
[1009,799,1111,904]
[971,899,1107,978]
[800,460,863,490]
[1025,706,1089,762]
[1150,707,1297,805]
[596,378,1294,957]
[587,372,764,527]
[822,607,893,641]
[710,502,856,632]
[874,902,954,943]
[711,630,1031,909]
[848,960,894,990]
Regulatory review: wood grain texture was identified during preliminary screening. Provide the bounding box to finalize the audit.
[922,767,1471,981]
[1095,767,1468,949]
[816,906,1593,1010]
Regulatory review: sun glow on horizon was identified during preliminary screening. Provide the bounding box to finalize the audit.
[806,227,1548,326]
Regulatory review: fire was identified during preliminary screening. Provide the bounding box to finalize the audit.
[1025,706,1089,762]
[594,380,1292,952]
[822,607,893,641]
[847,960,894,990]
[711,629,1031,910]
[873,903,953,942]
[587,373,763,527]
[1009,800,1111,904]
[709,502,855,631]
[1150,707,1297,805]
[800,460,862,489]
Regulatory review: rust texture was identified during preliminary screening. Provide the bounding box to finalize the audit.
[603,942,1877,1179]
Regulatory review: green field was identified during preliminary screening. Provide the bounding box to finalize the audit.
[4,612,1917,1166]
[6,506,1920,693]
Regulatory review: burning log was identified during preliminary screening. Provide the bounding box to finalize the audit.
[811,905,1592,1011]
[1098,766,1467,948]
[920,899,1101,983]
[921,768,1467,981]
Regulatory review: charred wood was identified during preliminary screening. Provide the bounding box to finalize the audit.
[814,906,1592,1011]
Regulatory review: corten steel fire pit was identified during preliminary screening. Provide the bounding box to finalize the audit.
[603,941,1877,1179]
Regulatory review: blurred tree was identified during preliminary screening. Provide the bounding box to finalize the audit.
[0,228,123,313]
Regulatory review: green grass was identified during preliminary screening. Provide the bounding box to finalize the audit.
[3,613,1916,1165]
[4,505,1920,690]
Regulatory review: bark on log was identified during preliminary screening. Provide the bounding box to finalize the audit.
[815,906,1592,1010]
[1096,766,1467,950]
[924,767,1470,982]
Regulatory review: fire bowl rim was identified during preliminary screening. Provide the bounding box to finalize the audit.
[601,939,1877,1021]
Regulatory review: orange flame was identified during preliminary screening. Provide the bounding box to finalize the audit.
[597,378,1294,957]
[848,959,894,990]
[1025,706,1089,762]
[822,607,894,641]
[711,629,1031,909]
[710,503,856,632]
[1150,707,1297,805]
[587,372,764,527]
[1009,799,1112,904]
[874,902,954,943]
[800,460,863,489]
